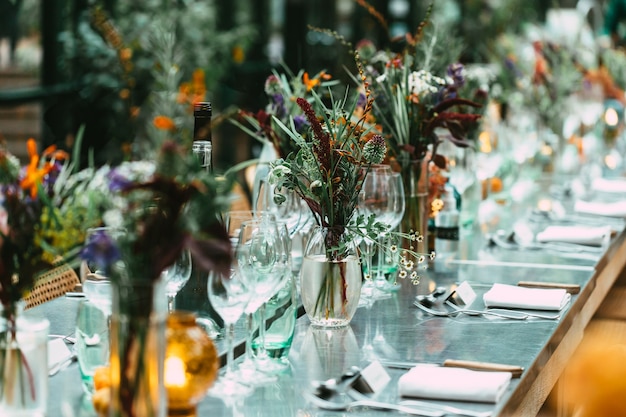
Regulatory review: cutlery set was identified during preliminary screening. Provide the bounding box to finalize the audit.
[413,285,561,321]
[307,366,494,416]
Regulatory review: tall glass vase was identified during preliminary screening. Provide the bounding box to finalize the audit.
[0,303,49,417]
[300,226,362,328]
[399,159,429,255]
[109,278,167,417]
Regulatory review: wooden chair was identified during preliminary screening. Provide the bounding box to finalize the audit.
[24,263,80,309]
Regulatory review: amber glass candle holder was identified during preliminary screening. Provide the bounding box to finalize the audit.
[165,311,219,416]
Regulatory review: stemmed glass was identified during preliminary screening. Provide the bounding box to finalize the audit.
[224,211,276,379]
[375,171,405,292]
[358,165,394,299]
[206,268,252,398]
[236,218,288,383]
[252,221,292,373]
[162,249,192,312]
[255,177,303,236]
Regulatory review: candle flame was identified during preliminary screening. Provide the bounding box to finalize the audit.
[604,108,619,127]
[164,356,186,388]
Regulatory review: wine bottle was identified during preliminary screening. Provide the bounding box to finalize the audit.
[177,101,224,335]
[192,101,212,172]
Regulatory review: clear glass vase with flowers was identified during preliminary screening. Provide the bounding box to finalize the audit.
[79,140,234,417]
[352,13,484,255]
[267,70,432,325]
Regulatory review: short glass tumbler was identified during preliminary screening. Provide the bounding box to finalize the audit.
[76,299,110,394]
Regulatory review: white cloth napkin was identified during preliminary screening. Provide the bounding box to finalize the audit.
[483,283,571,311]
[574,200,626,217]
[536,225,611,247]
[397,365,512,403]
[48,338,73,371]
[593,178,626,194]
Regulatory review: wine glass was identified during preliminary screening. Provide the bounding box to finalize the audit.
[255,177,303,236]
[162,249,192,312]
[374,171,405,292]
[206,268,252,398]
[236,218,287,384]
[358,165,394,299]
[252,220,293,373]
[224,210,278,376]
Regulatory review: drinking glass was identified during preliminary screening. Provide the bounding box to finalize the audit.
[358,165,394,300]
[251,221,294,372]
[236,218,287,383]
[206,269,252,398]
[255,177,303,236]
[374,171,405,292]
[162,249,192,312]
[76,288,111,394]
[224,210,281,376]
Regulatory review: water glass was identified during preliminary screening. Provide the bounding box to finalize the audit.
[251,274,297,367]
[76,299,110,394]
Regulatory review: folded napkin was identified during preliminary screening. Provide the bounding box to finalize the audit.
[48,338,73,371]
[483,283,571,311]
[593,177,626,194]
[536,225,610,247]
[574,200,626,217]
[398,365,511,403]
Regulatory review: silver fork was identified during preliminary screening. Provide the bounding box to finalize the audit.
[399,400,492,417]
[304,391,443,416]
[347,388,493,417]
[414,300,528,320]
[445,301,561,320]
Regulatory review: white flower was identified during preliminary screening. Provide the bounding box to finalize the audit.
[376,74,387,84]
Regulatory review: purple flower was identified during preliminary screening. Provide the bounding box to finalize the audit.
[80,229,122,273]
[270,93,286,119]
[447,63,465,88]
[107,169,133,192]
[293,114,309,133]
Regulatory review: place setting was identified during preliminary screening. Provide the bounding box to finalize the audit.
[304,359,512,417]
[413,281,568,322]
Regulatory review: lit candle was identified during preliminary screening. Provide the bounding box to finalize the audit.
[604,108,619,127]
[164,355,187,389]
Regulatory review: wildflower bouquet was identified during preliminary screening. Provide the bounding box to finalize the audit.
[232,68,338,159]
[356,36,483,170]
[80,140,233,286]
[267,87,386,248]
[524,40,583,137]
[0,139,88,411]
[79,139,233,416]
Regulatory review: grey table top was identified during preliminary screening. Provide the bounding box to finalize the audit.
[34,223,626,417]
[33,170,626,416]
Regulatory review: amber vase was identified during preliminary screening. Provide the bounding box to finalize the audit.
[165,311,219,417]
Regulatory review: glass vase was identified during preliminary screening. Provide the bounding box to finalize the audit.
[0,304,49,417]
[109,278,167,417]
[399,159,430,254]
[165,311,219,417]
[300,226,362,328]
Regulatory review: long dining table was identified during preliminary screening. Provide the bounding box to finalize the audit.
[34,178,626,417]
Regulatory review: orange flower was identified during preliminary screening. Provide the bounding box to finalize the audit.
[303,72,318,92]
[20,138,67,198]
[153,115,176,131]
